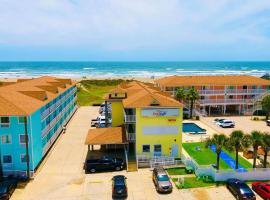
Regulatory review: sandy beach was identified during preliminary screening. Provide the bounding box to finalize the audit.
[0,76,155,83]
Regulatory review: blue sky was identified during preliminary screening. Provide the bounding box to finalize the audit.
[0,0,270,61]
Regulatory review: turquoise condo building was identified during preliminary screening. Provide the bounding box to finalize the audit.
[0,76,77,177]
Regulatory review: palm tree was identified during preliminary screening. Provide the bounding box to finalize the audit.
[244,131,263,168]
[186,87,199,118]
[205,134,228,170]
[226,130,248,169]
[261,132,270,168]
[175,88,186,103]
[262,95,270,120]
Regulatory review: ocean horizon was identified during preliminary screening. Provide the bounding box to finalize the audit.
[0,61,270,78]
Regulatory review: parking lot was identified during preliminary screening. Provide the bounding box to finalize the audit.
[202,116,270,135]
[10,106,263,200]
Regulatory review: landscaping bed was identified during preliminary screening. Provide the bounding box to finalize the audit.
[183,142,252,169]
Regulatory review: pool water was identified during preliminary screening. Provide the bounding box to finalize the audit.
[182,123,206,134]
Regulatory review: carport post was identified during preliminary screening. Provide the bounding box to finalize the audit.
[88,145,90,151]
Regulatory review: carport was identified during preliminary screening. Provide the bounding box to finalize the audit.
[85,127,128,167]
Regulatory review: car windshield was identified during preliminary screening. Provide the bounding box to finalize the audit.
[114,177,125,186]
[240,185,252,194]
[157,175,169,181]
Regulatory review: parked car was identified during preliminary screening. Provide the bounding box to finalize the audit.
[252,182,270,200]
[226,178,256,200]
[214,118,226,125]
[152,167,173,193]
[0,179,17,200]
[112,175,128,199]
[97,115,112,128]
[219,120,235,128]
[84,156,125,173]
[266,120,270,126]
[91,118,98,127]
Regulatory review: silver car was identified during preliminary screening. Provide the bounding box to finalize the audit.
[152,167,173,193]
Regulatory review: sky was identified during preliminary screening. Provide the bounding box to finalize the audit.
[0,0,270,61]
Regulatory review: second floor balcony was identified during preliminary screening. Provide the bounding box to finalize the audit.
[199,99,253,105]
[198,89,268,96]
[124,115,136,123]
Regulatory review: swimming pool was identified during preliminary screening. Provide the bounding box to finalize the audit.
[182,123,206,134]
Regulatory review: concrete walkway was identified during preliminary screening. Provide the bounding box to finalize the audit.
[11,106,99,200]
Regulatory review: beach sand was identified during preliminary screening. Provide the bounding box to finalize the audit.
[0,76,155,83]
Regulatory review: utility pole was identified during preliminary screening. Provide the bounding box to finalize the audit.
[24,116,30,179]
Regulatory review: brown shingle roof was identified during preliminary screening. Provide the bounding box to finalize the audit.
[108,81,182,108]
[155,75,270,87]
[85,127,126,145]
[0,76,76,116]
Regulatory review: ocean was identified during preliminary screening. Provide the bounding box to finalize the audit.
[0,61,270,78]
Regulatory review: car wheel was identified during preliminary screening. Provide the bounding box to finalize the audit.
[115,166,121,171]
[90,168,96,173]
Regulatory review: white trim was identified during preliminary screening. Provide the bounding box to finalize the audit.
[1,134,12,144]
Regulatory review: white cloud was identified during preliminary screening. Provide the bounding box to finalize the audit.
[0,0,270,57]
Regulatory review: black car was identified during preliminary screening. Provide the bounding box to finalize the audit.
[84,156,125,173]
[112,175,128,199]
[0,180,17,200]
[226,179,256,200]
[266,120,270,126]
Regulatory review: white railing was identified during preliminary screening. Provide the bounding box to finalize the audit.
[199,99,253,105]
[124,115,136,123]
[197,89,268,96]
[41,98,76,138]
[40,87,77,120]
[127,132,136,141]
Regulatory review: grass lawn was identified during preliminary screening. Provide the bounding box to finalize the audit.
[172,177,219,189]
[166,167,188,175]
[183,142,230,169]
[76,79,127,106]
[183,142,253,169]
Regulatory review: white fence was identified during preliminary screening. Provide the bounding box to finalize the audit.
[182,154,270,181]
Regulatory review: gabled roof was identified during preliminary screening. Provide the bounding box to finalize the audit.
[107,81,182,108]
[155,75,270,86]
[0,76,76,116]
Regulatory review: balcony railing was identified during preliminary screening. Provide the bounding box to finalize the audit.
[199,99,253,105]
[199,89,268,95]
[41,88,77,120]
[41,97,76,138]
[124,115,136,123]
[127,132,136,141]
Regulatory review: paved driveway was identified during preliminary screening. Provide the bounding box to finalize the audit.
[202,116,270,135]
[10,106,260,200]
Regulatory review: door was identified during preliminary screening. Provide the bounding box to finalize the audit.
[171,144,179,157]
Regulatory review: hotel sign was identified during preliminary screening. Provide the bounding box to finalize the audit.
[141,108,179,117]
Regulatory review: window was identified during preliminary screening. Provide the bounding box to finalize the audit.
[252,85,257,90]
[0,117,10,128]
[1,135,11,144]
[142,145,150,153]
[20,154,27,163]
[3,155,12,164]
[18,116,25,124]
[154,145,162,153]
[243,85,247,90]
[19,135,27,144]
[229,86,234,90]
[229,95,233,99]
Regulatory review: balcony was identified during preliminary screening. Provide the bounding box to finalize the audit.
[127,132,136,141]
[199,99,253,105]
[124,115,136,123]
[41,89,77,120]
[199,89,268,96]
